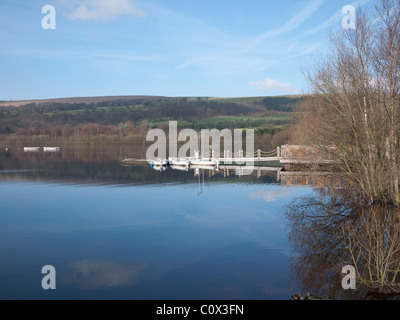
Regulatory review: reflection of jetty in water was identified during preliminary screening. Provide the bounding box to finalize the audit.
[148,162,340,189]
[123,145,337,168]
[122,145,340,188]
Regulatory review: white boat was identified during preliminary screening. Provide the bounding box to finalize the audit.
[190,159,218,167]
[170,165,190,172]
[168,158,191,167]
[24,147,40,152]
[150,159,170,167]
[43,147,61,152]
[191,165,219,170]
[151,165,168,172]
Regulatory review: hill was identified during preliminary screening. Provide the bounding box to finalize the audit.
[0,95,302,144]
[0,95,166,107]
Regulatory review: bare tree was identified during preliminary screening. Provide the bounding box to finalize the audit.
[293,0,400,206]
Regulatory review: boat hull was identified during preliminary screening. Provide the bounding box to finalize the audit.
[24,147,40,152]
[150,159,170,167]
[169,158,190,166]
[190,160,218,166]
[44,147,61,152]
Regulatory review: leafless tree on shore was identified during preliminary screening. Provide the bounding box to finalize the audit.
[292,0,400,206]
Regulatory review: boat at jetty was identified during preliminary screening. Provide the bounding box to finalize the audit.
[152,157,220,170]
[24,147,40,152]
[168,158,191,167]
[190,159,219,167]
[43,147,61,152]
[169,165,190,172]
[151,165,168,172]
[150,159,170,168]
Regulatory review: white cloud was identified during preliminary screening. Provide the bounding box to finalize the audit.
[279,0,325,33]
[68,0,145,21]
[249,189,293,202]
[249,78,296,93]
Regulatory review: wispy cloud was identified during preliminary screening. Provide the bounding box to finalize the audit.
[257,43,321,71]
[0,47,165,67]
[303,0,373,36]
[244,0,326,51]
[249,78,296,93]
[68,0,145,21]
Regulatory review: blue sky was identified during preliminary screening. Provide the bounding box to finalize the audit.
[0,0,373,100]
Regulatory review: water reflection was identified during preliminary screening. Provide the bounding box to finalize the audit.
[286,185,400,299]
[0,144,298,300]
[5,143,398,299]
[61,260,146,290]
[250,189,293,203]
[0,146,280,187]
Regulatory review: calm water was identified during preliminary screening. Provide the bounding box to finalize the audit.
[0,145,312,300]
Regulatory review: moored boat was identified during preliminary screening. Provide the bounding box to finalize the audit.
[168,158,191,167]
[151,165,168,172]
[24,147,40,152]
[150,159,170,168]
[43,147,61,152]
[170,165,190,172]
[190,159,218,167]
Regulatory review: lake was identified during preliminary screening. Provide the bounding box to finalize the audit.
[0,145,319,300]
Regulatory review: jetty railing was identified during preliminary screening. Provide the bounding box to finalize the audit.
[121,145,337,166]
[201,148,280,163]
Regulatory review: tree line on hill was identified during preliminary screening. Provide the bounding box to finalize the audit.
[0,96,298,146]
[0,98,259,131]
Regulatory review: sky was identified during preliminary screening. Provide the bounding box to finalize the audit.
[0,0,374,100]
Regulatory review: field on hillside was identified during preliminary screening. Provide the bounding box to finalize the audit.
[0,95,301,144]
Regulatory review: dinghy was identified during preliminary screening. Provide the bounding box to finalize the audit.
[24,147,40,152]
[150,159,170,168]
[151,165,168,172]
[168,158,190,167]
[43,147,61,152]
[170,165,190,172]
[190,159,218,167]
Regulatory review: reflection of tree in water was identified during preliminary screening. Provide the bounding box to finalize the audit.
[342,205,400,297]
[286,185,400,300]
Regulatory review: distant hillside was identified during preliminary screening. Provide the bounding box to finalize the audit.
[0,95,166,107]
[0,95,303,137]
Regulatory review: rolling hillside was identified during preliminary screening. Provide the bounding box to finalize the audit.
[0,95,302,142]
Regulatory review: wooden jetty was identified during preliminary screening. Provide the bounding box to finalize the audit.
[121,145,335,167]
[121,159,150,166]
[121,146,343,188]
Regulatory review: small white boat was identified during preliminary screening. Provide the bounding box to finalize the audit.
[43,147,61,152]
[168,158,191,167]
[24,147,40,152]
[151,165,168,172]
[150,159,170,168]
[190,159,218,167]
[170,165,190,172]
[191,165,219,170]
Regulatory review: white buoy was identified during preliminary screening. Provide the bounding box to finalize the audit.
[5,148,8,152]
